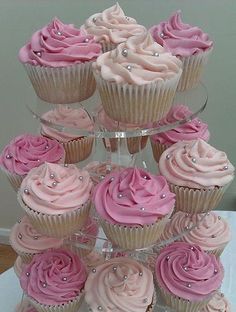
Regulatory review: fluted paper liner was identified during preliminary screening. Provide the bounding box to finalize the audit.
[94,70,182,124]
[169,184,228,214]
[150,140,169,163]
[17,193,91,238]
[23,61,96,104]
[103,136,148,154]
[101,41,117,53]
[62,137,94,164]
[14,256,24,278]
[99,215,169,250]
[10,240,35,263]
[206,245,228,258]
[177,48,213,91]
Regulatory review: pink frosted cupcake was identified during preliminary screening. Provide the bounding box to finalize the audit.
[10,215,63,263]
[81,3,146,52]
[19,17,101,104]
[159,139,235,214]
[20,249,87,312]
[149,11,213,91]
[161,211,231,257]
[93,167,175,249]
[150,104,210,162]
[41,106,94,163]
[17,162,92,238]
[155,242,224,311]
[15,299,37,312]
[0,134,64,191]
[85,257,156,312]
[201,292,231,312]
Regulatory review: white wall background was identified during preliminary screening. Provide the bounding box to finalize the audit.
[0,0,235,231]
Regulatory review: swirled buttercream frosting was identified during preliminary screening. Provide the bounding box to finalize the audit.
[93,167,175,226]
[20,162,92,214]
[201,292,231,312]
[19,17,101,67]
[20,249,87,305]
[159,139,235,188]
[149,11,213,57]
[0,134,64,175]
[155,242,224,301]
[82,3,146,44]
[93,32,182,85]
[41,105,94,143]
[151,105,210,145]
[85,257,154,312]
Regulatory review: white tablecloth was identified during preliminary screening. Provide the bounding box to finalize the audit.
[0,211,235,312]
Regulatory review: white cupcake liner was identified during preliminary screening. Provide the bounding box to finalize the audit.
[205,244,228,258]
[169,184,228,214]
[103,136,148,154]
[100,41,117,53]
[99,215,169,250]
[17,193,91,238]
[10,242,35,263]
[13,256,24,278]
[62,137,94,164]
[94,70,182,124]
[150,140,169,163]
[0,167,24,191]
[177,48,213,91]
[23,61,96,104]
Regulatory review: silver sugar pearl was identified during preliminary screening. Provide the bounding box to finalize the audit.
[183,267,188,271]
[185,226,189,230]
[166,154,171,160]
[192,157,196,163]
[110,177,114,182]
[37,159,40,162]
[84,38,89,43]
[100,175,105,180]
[57,31,62,35]
[218,216,221,220]
[123,275,128,280]
[45,145,49,149]
[52,181,57,187]
[160,32,165,38]
[33,236,39,240]
[50,173,55,179]
[64,164,68,167]
[26,272,30,277]
[93,17,97,23]
[6,154,12,159]
[190,247,194,250]
[92,268,96,273]
[140,207,145,211]
[143,298,148,303]
[79,176,83,181]
[36,51,42,57]
[166,256,170,260]
[207,212,210,216]
[62,277,67,281]
[214,269,218,274]
[187,283,191,288]
[118,193,123,198]
[161,194,166,199]
[24,189,29,195]
[113,267,117,272]
[126,65,132,71]
[223,165,228,170]
[185,213,189,217]
[211,234,216,238]
[97,306,102,311]
[125,16,129,20]
[139,272,143,276]
[153,52,159,57]
[143,175,148,179]
[122,48,128,57]
[42,283,47,288]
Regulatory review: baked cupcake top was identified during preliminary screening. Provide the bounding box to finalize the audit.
[93,167,175,226]
[149,10,213,57]
[161,211,231,251]
[155,242,224,301]
[0,134,64,175]
[15,300,37,312]
[201,292,231,312]
[81,3,146,44]
[159,139,235,188]
[19,162,92,214]
[41,105,94,143]
[84,161,121,185]
[10,215,63,254]
[93,32,182,85]
[19,17,101,67]
[151,104,210,145]
[20,249,87,305]
[85,257,154,312]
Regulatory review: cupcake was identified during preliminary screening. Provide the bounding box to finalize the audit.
[97,107,148,154]
[17,162,92,238]
[159,139,235,214]
[85,257,156,312]
[161,211,231,257]
[41,105,94,163]
[155,242,224,312]
[93,167,175,250]
[150,104,210,162]
[81,2,146,52]
[93,32,182,124]
[201,292,231,312]
[15,299,37,312]
[14,256,25,278]
[0,134,65,191]
[149,11,213,91]
[20,249,87,312]
[19,17,101,104]
[10,215,63,262]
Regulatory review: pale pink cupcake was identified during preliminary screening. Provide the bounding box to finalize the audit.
[17,162,93,238]
[150,104,210,162]
[0,134,65,191]
[200,292,231,312]
[15,299,37,312]
[41,105,94,163]
[19,17,101,104]
[159,139,235,214]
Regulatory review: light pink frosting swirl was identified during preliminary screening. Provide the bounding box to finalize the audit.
[10,216,63,254]
[155,242,224,301]
[41,105,94,143]
[15,300,37,312]
[85,257,154,312]
[0,134,64,175]
[159,139,235,188]
[161,212,231,252]
[93,32,182,85]
[20,162,92,214]
[151,105,210,145]
[19,17,101,67]
[82,3,146,44]
[149,11,213,57]
[93,167,175,226]
[20,249,87,305]
[201,292,231,312]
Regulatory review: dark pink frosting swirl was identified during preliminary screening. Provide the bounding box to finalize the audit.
[19,17,101,67]
[149,11,213,57]
[20,249,87,305]
[93,167,175,225]
[0,134,64,175]
[155,242,224,301]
